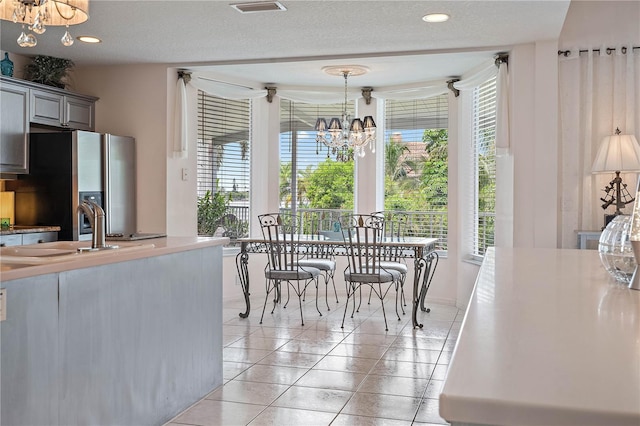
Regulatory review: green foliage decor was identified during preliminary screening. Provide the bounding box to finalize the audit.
[304,160,354,209]
[197,189,229,235]
[24,55,74,88]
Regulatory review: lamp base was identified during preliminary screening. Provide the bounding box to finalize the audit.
[630,241,640,291]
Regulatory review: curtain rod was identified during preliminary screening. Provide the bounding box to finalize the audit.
[558,46,640,57]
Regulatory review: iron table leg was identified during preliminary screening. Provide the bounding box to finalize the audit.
[236,246,250,318]
[419,251,439,312]
[412,255,426,328]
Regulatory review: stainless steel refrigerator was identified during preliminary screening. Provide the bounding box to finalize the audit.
[16,130,136,241]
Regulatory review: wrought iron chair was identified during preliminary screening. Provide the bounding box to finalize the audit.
[371,211,409,314]
[258,212,322,326]
[297,211,339,310]
[340,214,402,331]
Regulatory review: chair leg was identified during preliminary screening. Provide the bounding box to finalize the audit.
[341,281,354,329]
[395,281,402,321]
[323,272,331,311]
[274,279,281,304]
[400,273,407,307]
[356,286,363,313]
[367,287,373,305]
[315,277,323,317]
[377,283,389,331]
[283,283,291,309]
[290,280,305,326]
[329,270,339,304]
[260,279,276,324]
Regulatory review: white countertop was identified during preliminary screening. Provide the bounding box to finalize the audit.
[440,247,640,426]
[0,236,229,281]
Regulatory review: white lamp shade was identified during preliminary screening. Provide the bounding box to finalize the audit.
[591,133,640,173]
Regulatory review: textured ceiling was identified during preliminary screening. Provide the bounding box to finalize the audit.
[0,0,571,88]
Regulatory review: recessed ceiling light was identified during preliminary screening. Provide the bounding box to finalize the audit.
[422,13,450,23]
[77,36,101,43]
[231,1,286,13]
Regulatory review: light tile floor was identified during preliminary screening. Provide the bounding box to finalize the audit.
[167,285,461,426]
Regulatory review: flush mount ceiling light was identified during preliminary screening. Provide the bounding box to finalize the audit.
[230,1,286,13]
[315,65,376,161]
[422,13,450,23]
[0,0,89,47]
[77,35,99,43]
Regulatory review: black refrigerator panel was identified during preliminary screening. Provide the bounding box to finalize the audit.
[17,132,75,240]
[18,131,134,241]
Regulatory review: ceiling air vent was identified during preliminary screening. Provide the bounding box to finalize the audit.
[230,1,287,13]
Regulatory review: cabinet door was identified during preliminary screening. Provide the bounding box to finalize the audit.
[30,89,65,127]
[0,234,22,247]
[65,96,94,131]
[1,274,60,426]
[0,82,29,173]
[22,231,58,245]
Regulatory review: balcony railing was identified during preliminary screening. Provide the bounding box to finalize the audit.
[205,205,498,257]
[209,206,500,255]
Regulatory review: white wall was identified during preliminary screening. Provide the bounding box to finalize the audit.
[559,1,640,49]
[73,64,168,234]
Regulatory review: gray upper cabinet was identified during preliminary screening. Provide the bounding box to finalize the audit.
[30,88,95,131]
[0,81,29,174]
[0,76,97,174]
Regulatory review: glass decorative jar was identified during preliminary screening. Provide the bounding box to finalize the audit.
[598,215,637,284]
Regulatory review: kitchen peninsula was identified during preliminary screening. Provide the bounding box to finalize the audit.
[0,236,228,426]
[440,247,640,426]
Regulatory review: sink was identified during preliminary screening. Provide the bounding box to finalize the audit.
[0,241,155,265]
[2,247,78,257]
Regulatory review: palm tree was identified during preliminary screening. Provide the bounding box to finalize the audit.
[280,162,292,207]
[385,136,410,181]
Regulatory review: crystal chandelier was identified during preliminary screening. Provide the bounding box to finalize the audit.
[0,0,89,47]
[315,66,376,160]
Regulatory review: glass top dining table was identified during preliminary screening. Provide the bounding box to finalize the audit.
[235,236,439,328]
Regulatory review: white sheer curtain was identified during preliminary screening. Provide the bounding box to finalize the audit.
[559,46,640,247]
[453,58,510,153]
[173,77,188,158]
[172,72,268,158]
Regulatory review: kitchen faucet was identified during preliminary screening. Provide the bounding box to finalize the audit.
[77,200,114,250]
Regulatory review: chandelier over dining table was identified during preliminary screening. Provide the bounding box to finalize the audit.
[315,66,376,160]
[0,0,89,47]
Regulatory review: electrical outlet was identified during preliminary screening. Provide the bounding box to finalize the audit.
[181,167,189,181]
[0,288,6,321]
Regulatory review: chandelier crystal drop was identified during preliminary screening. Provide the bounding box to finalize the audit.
[0,0,89,48]
[315,68,376,161]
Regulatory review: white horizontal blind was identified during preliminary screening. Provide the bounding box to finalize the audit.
[197,91,251,237]
[471,77,497,258]
[279,99,355,212]
[384,95,449,250]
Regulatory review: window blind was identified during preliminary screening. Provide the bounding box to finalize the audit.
[197,91,251,238]
[384,95,449,250]
[471,77,497,258]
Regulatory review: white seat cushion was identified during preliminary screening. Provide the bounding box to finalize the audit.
[298,258,336,271]
[345,268,400,284]
[378,260,408,274]
[265,266,321,280]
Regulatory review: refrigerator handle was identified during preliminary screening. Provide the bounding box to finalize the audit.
[103,134,111,232]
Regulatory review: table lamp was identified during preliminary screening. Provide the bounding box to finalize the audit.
[591,128,640,227]
[629,177,640,290]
